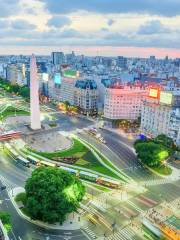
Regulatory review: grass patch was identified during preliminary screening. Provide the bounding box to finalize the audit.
[29,139,88,158]
[26,139,123,180]
[76,158,89,166]
[82,140,129,181]
[151,165,172,176]
[89,183,111,192]
[4,223,12,232]
[20,207,31,217]
[15,192,27,205]
[0,106,29,120]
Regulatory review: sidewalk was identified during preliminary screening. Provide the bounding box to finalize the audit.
[9,187,83,231]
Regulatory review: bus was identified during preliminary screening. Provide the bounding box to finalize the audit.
[96,177,120,189]
[79,171,98,182]
[60,166,79,176]
[27,155,40,166]
[0,131,21,141]
[16,156,30,168]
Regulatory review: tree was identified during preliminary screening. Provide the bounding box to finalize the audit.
[64,101,71,111]
[25,166,85,224]
[11,84,20,94]
[0,211,11,225]
[135,142,169,167]
[154,134,175,150]
[19,87,30,98]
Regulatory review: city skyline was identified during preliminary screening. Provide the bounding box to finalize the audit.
[0,0,180,58]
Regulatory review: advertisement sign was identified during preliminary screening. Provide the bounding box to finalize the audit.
[149,88,159,99]
[63,70,79,78]
[54,73,61,85]
[42,73,49,82]
[160,92,172,105]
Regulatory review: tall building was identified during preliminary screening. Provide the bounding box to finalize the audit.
[74,79,98,115]
[141,88,180,146]
[30,54,41,130]
[117,56,127,69]
[6,63,26,86]
[51,52,65,65]
[104,83,147,121]
[60,69,80,105]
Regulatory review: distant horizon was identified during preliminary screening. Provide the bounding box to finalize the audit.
[1,46,180,59]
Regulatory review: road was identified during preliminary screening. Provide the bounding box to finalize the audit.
[0,154,88,240]
[77,129,161,182]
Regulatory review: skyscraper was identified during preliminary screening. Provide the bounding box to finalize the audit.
[30,54,41,130]
[51,52,65,65]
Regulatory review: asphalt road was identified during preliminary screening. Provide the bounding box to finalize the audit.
[0,155,88,240]
[78,129,161,182]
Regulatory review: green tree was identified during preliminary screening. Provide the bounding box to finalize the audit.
[135,142,169,167]
[0,211,11,225]
[19,87,30,98]
[25,166,85,224]
[154,134,175,150]
[64,101,70,111]
[11,84,20,94]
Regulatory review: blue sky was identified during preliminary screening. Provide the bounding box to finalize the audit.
[0,0,180,57]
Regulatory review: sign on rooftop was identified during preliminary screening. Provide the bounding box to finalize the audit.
[149,88,159,99]
[63,69,79,78]
[160,91,173,105]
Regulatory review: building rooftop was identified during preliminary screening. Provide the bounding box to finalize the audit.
[75,79,97,90]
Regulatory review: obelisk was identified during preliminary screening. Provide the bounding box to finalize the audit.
[30,54,41,130]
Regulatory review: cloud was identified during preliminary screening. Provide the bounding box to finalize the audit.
[47,15,71,28]
[11,19,37,30]
[43,0,180,17]
[0,20,10,29]
[0,0,20,17]
[1,24,179,49]
[107,19,115,26]
[101,27,109,32]
[138,20,171,35]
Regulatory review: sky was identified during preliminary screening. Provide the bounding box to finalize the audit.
[0,0,180,58]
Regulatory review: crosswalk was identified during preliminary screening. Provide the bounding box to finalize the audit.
[106,227,136,240]
[88,192,111,211]
[126,200,144,214]
[82,225,97,239]
[140,178,176,186]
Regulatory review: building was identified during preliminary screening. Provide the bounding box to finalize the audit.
[6,63,26,86]
[104,83,148,121]
[51,52,65,65]
[60,69,80,105]
[74,79,98,115]
[117,56,127,69]
[141,88,180,146]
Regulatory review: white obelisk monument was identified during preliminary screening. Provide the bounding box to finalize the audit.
[30,54,41,130]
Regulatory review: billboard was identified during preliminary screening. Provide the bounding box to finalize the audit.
[42,73,49,82]
[160,92,173,105]
[54,73,61,85]
[149,88,159,99]
[63,69,79,78]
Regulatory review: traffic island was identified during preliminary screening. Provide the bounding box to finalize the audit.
[9,187,83,230]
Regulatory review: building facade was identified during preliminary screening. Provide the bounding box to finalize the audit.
[104,84,148,120]
[141,90,180,146]
[74,79,98,115]
[6,63,26,86]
